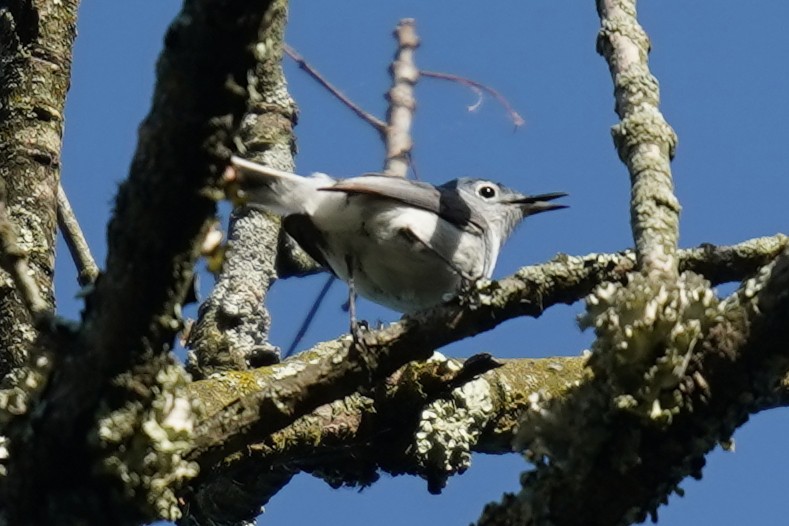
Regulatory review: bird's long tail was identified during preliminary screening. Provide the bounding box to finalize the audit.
[229,156,333,216]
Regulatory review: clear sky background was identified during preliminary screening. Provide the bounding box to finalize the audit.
[60,1,787,525]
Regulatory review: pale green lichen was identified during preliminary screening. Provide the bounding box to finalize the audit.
[95,362,201,521]
[580,272,720,423]
[0,435,8,477]
[413,354,495,490]
[513,389,559,461]
[0,352,53,430]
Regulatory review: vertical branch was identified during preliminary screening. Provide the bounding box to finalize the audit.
[186,0,295,377]
[384,19,420,178]
[0,0,77,375]
[0,198,52,324]
[596,0,679,276]
[5,1,279,522]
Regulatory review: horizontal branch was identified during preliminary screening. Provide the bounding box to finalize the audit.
[184,354,584,522]
[188,236,785,466]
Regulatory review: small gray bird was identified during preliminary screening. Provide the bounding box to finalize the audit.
[229,156,567,314]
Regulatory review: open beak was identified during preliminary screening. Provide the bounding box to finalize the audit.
[512,192,568,217]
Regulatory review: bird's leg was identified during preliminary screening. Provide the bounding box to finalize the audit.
[455,275,481,310]
[345,258,374,385]
[345,255,368,347]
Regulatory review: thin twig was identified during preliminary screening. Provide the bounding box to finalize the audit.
[383,19,420,178]
[0,199,52,326]
[284,44,386,133]
[420,70,525,128]
[284,274,335,358]
[57,183,99,286]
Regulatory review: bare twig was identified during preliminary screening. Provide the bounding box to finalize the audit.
[383,19,420,178]
[284,44,386,132]
[56,183,99,287]
[283,274,335,358]
[0,199,52,326]
[421,70,525,128]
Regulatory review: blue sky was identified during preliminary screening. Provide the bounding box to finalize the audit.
[61,1,787,524]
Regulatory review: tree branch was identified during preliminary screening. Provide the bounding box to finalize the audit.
[184,355,584,523]
[186,0,295,377]
[0,196,51,325]
[421,70,525,128]
[0,0,72,377]
[56,183,99,286]
[597,0,680,274]
[478,248,789,526]
[284,44,386,133]
[181,237,787,521]
[187,237,785,463]
[5,1,278,523]
[384,18,419,178]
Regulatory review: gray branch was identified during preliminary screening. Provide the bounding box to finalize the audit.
[597,0,680,274]
[56,183,99,286]
[4,1,279,523]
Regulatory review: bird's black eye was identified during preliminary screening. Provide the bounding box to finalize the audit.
[478,184,496,199]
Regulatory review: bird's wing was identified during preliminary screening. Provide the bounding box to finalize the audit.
[282,214,333,272]
[324,176,486,233]
[396,226,474,281]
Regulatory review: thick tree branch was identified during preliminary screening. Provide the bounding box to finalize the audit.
[186,0,294,377]
[0,197,51,325]
[55,0,271,431]
[181,237,787,521]
[0,0,74,377]
[5,1,277,523]
[187,238,784,462]
[473,4,787,525]
[184,355,584,523]
[478,248,789,526]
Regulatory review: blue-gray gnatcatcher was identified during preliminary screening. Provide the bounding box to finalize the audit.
[229,156,567,314]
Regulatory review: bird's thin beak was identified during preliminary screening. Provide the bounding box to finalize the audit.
[512,192,568,217]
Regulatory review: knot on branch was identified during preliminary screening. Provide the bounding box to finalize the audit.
[596,14,650,59]
[414,353,495,494]
[581,272,719,423]
[94,361,201,522]
[611,109,678,162]
[616,63,660,108]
